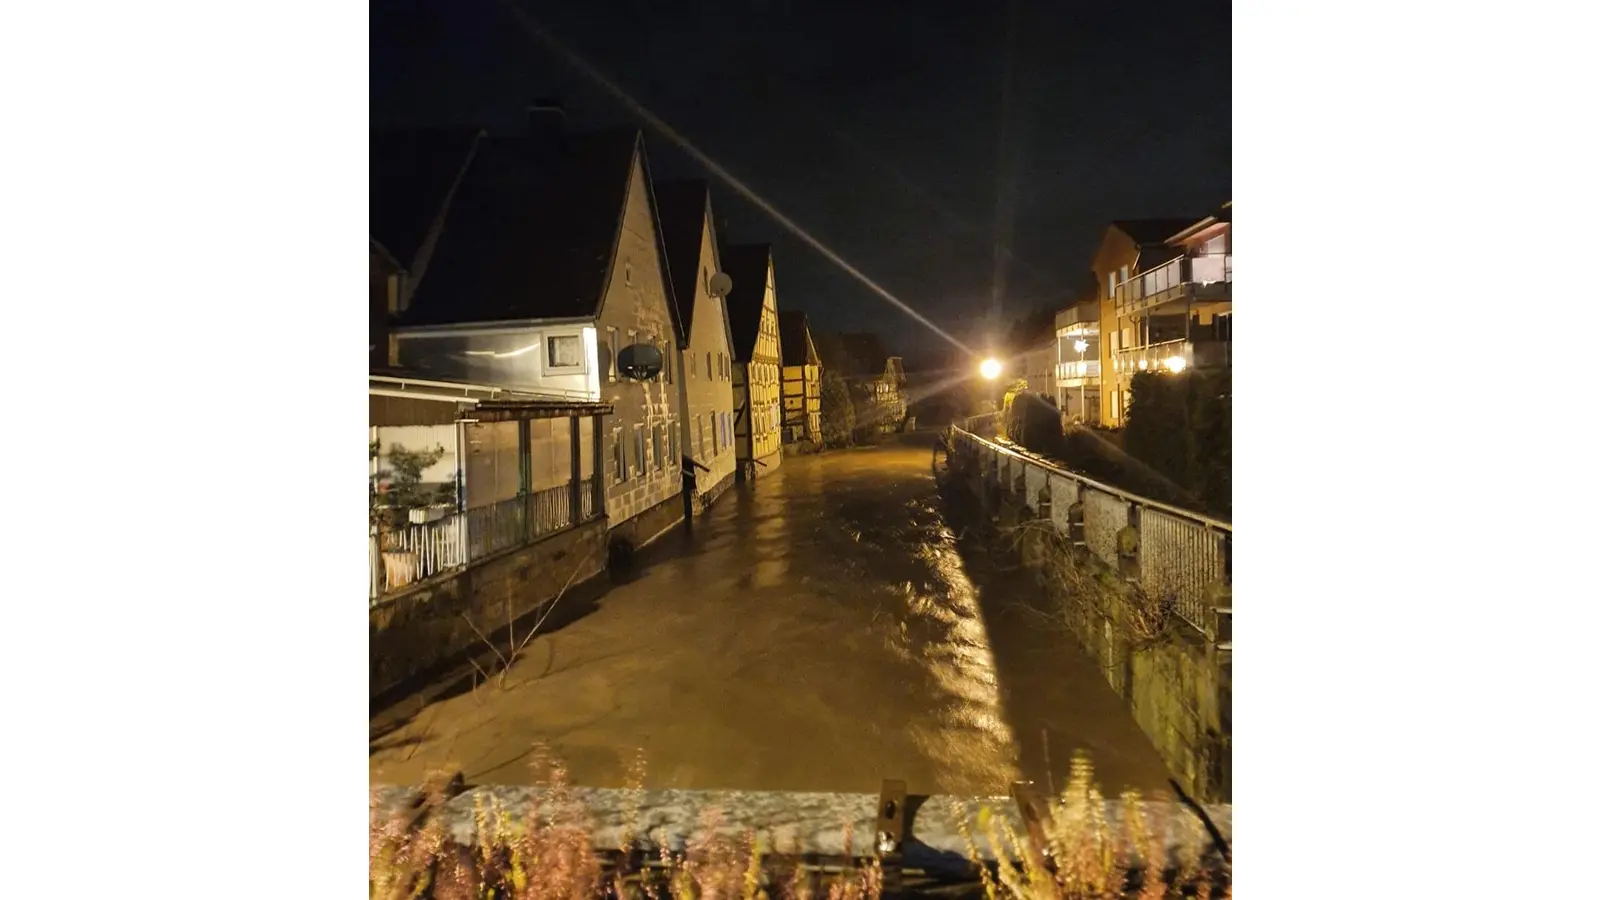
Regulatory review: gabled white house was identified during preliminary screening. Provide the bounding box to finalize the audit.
[374,122,687,540]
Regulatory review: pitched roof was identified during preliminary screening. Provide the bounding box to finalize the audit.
[1111,218,1205,247]
[813,331,897,380]
[378,126,663,328]
[653,180,715,343]
[370,127,484,271]
[720,243,772,361]
[777,311,815,367]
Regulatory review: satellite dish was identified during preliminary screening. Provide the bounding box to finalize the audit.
[617,343,664,381]
[707,271,733,298]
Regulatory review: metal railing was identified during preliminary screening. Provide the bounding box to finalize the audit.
[528,483,573,538]
[949,419,1231,640]
[466,495,526,561]
[1113,338,1230,376]
[1113,254,1232,315]
[371,477,606,606]
[1114,256,1184,312]
[1055,358,1101,381]
[579,475,598,521]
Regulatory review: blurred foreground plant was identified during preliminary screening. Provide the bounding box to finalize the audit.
[371,750,1226,899]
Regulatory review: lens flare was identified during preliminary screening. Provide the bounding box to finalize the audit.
[499,0,973,355]
[979,358,1002,380]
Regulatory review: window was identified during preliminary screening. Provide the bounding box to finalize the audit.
[653,426,664,471]
[547,334,582,369]
[694,415,704,457]
[611,426,626,483]
[660,342,672,383]
[607,328,619,382]
[668,424,677,468]
[1107,274,1115,301]
[633,425,645,476]
[706,351,713,380]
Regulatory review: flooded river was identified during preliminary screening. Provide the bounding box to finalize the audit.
[370,437,1170,797]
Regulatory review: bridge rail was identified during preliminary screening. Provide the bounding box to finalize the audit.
[949,416,1232,645]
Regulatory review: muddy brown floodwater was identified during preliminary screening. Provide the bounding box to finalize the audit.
[370,436,1171,797]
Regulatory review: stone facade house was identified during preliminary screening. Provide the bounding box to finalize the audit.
[654,180,738,511]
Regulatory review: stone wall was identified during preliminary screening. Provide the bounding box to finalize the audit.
[698,470,734,513]
[370,518,609,702]
[606,491,685,551]
[946,448,1231,803]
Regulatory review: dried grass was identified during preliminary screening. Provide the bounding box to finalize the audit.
[371,751,1227,899]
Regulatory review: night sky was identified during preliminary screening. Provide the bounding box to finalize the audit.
[371,0,1230,365]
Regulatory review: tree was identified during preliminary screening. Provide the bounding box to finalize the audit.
[819,369,856,448]
[371,441,453,529]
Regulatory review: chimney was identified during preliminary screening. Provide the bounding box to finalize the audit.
[527,98,567,145]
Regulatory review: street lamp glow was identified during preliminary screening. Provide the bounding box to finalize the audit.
[1073,339,1089,354]
[1165,356,1187,373]
[979,358,1002,380]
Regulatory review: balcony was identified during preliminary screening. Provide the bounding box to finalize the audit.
[1055,357,1101,387]
[1055,303,1099,332]
[1115,254,1232,317]
[1112,338,1231,377]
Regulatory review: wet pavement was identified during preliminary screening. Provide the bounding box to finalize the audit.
[370,436,1171,797]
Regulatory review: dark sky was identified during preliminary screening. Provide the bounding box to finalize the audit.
[372,0,1230,364]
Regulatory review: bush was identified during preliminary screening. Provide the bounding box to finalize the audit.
[1123,371,1230,518]
[1003,389,1065,459]
[820,369,856,448]
[370,751,1230,898]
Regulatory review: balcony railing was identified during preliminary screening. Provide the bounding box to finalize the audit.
[1054,358,1101,383]
[1113,338,1230,376]
[371,480,602,605]
[1114,254,1232,316]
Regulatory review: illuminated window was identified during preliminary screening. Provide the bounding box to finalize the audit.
[547,334,582,369]
[607,328,619,382]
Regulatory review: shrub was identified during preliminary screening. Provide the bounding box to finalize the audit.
[370,750,1229,899]
[1003,389,1066,459]
[1123,372,1230,519]
[820,369,856,448]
